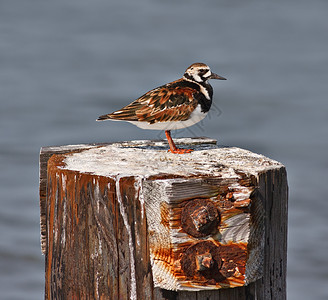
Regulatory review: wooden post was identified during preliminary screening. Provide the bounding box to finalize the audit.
[39,138,288,300]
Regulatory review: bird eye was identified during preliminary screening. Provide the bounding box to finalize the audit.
[199,69,208,75]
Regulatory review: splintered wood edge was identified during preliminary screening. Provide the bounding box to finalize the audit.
[39,138,217,254]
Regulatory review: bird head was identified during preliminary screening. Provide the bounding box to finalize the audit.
[183,63,226,83]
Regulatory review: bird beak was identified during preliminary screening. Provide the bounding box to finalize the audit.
[209,72,226,80]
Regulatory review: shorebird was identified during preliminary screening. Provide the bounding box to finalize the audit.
[97,63,226,153]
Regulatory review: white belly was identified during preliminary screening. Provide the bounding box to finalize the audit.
[128,105,207,130]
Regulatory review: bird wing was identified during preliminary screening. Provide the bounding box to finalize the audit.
[97,80,199,123]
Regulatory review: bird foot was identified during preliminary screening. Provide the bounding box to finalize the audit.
[168,148,193,154]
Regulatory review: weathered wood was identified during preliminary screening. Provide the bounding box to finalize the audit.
[39,138,288,300]
[39,143,107,254]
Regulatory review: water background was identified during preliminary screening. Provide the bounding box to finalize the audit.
[1,0,328,299]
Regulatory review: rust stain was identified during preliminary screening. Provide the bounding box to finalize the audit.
[177,241,247,286]
[181,199,220,238]
[152,174,255,289]
[233,198,251,208]
[45,154,123,298]
[151,240,248,289]
[153,179,253,289]
[151,246,174,265]
[160,202,170,228]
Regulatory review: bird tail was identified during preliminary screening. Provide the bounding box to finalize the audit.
[96,114,112,121]
[97,107,139,121]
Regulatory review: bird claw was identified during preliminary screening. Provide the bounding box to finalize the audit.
[168,148,193,154]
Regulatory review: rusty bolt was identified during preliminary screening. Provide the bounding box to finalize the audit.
[181,199,220,237]
[181,241,223,280]
[181,241,245,283]
[190,205,217,231]
[195,252,214,271]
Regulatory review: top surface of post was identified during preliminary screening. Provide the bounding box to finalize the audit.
[56,138,283,178]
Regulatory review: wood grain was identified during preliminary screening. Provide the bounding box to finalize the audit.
[39,138,287,299]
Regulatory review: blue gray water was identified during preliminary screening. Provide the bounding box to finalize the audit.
[1,0,327,299]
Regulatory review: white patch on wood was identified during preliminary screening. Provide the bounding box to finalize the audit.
[220,214,250,243]
[115,177,137,300]
[61,201,66,247]
[143,180,180,290]
[135,177,145,220]
[54,173,60,244]
[61,140,281,180]
[61,174,67,247]
[61,174,66,191]
[94,183,103,255]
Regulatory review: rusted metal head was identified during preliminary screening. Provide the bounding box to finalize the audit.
[180,241,245,284]
[181,199,220,237]
[195,252,214,271]
[181,241,223,282]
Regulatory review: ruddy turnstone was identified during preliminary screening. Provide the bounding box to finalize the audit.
[97,63,226,154]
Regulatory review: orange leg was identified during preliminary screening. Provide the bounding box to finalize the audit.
[165,130,193,154]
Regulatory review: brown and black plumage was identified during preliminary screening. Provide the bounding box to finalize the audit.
[97,63,226,153]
